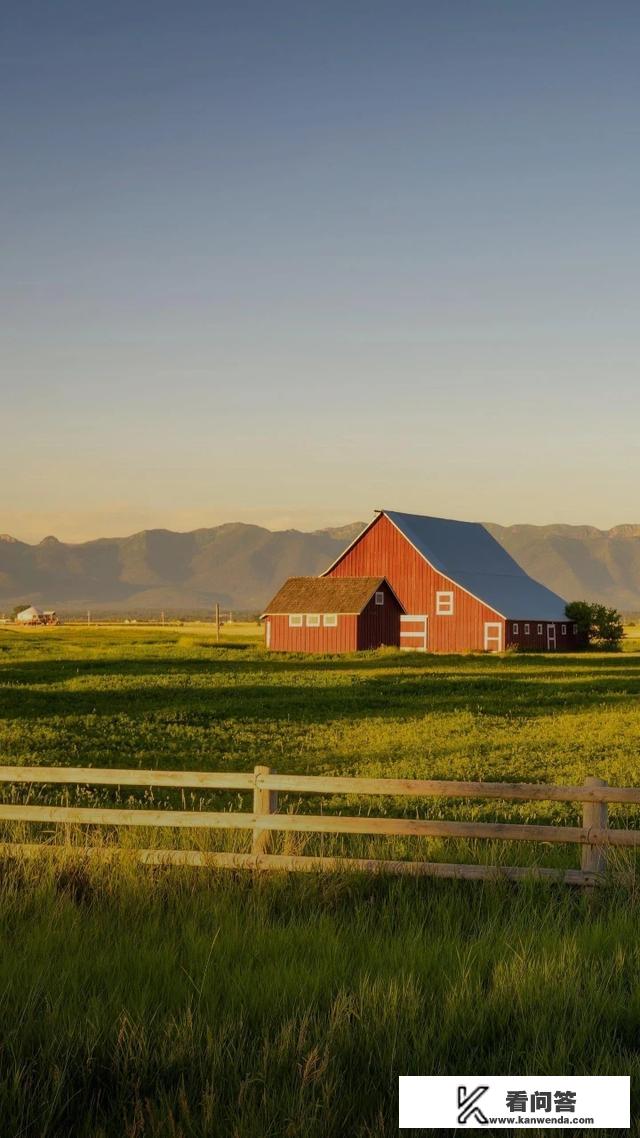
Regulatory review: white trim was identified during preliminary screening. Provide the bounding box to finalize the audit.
[323,613,337,627]
[547,623,557,650]
[435,590,454,616]
[513,622,519,634]
[524,623,530,634]
[483,622,503,652]
[374,591,385,606]
[400,614,428,621]
[265,619,271,647]
[537,623,543,635]
[306,614,321,627]
[561,623,567,635]
[288,614,303,628]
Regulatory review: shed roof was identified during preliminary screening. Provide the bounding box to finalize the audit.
[262,576,400,616]
[383,511,568,620]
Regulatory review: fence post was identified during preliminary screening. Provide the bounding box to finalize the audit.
[252,765,277,855]
[581,776,608,880]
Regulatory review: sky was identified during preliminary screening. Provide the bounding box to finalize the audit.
[1,0,639,543]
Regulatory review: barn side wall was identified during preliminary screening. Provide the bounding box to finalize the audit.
[327,514,503,652]
[357,582,402,649]
[265,614,358,653]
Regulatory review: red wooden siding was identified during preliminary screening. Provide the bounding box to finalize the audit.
[327,514,503,652]
[266,614,358,653]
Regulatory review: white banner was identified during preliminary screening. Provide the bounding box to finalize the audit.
[399,1075,630,1129]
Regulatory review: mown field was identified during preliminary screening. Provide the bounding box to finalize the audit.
[2,626,640,1137]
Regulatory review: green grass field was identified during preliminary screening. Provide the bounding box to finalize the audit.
[2,626,640,1136]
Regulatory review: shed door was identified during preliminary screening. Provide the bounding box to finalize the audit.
[546,623,557,651]
[400,614,428,651]
[483,622,503,652]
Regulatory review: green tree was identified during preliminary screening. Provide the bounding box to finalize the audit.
[10,604,30,620]
[565,601,624,650]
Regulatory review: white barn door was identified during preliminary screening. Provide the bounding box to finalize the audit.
[483,622,503,652]
[400,615,428,651]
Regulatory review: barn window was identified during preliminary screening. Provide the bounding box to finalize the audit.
[562,624,567,635]
[375,591,384,605]
[306,614,321,627]
[436,591,454,615]
[573,624,578,634]
[524,623,530,635]
[323,613,337,627]
[537,623,543,634]
[288,614,303,627]
[513,623,519,634]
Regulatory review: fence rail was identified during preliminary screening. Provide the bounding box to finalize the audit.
[0,766,639,885]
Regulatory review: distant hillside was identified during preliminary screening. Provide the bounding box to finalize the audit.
[0,523,366,614]
[1,519,640,614]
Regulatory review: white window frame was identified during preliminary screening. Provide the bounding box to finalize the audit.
[435,590,454,616]
[513,623,519,634]
[573,624,578,635]
[323,613,337,627]
[537,623,543,635]
[288,614,303,628]
[561,624,567,635]
[374,591,384,606]
[306,614,321,627]
[524,623,530,635]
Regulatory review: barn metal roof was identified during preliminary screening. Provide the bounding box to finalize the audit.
[262,576,401,616]
[384,511,568,620]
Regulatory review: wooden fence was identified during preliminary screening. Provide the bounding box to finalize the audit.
[0,766,639,885]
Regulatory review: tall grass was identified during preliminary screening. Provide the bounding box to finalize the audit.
[2,854,640,1137]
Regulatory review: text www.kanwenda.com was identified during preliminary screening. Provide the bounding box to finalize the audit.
[486,1118,594,1126]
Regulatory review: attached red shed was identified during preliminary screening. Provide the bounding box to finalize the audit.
[262,576,404,653]
[324,510,580,653]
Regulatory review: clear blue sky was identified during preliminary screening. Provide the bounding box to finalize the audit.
[2,0,639,542]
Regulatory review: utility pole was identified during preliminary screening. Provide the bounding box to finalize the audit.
[215,602,220,642]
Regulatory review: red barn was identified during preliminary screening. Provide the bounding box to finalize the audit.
[262,576,404,653]
[323,510,579,653]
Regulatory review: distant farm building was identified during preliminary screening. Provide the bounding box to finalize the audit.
[261,576,404,652]
[15,606,59,626]
[263,510,580,653]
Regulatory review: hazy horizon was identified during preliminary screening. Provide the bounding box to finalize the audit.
[3,1,640,543]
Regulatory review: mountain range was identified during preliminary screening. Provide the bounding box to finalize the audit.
[1,520,640,615]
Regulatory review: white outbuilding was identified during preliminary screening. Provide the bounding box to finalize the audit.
[15,605,44,625]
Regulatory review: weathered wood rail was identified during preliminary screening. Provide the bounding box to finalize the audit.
[0,766,639,885]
